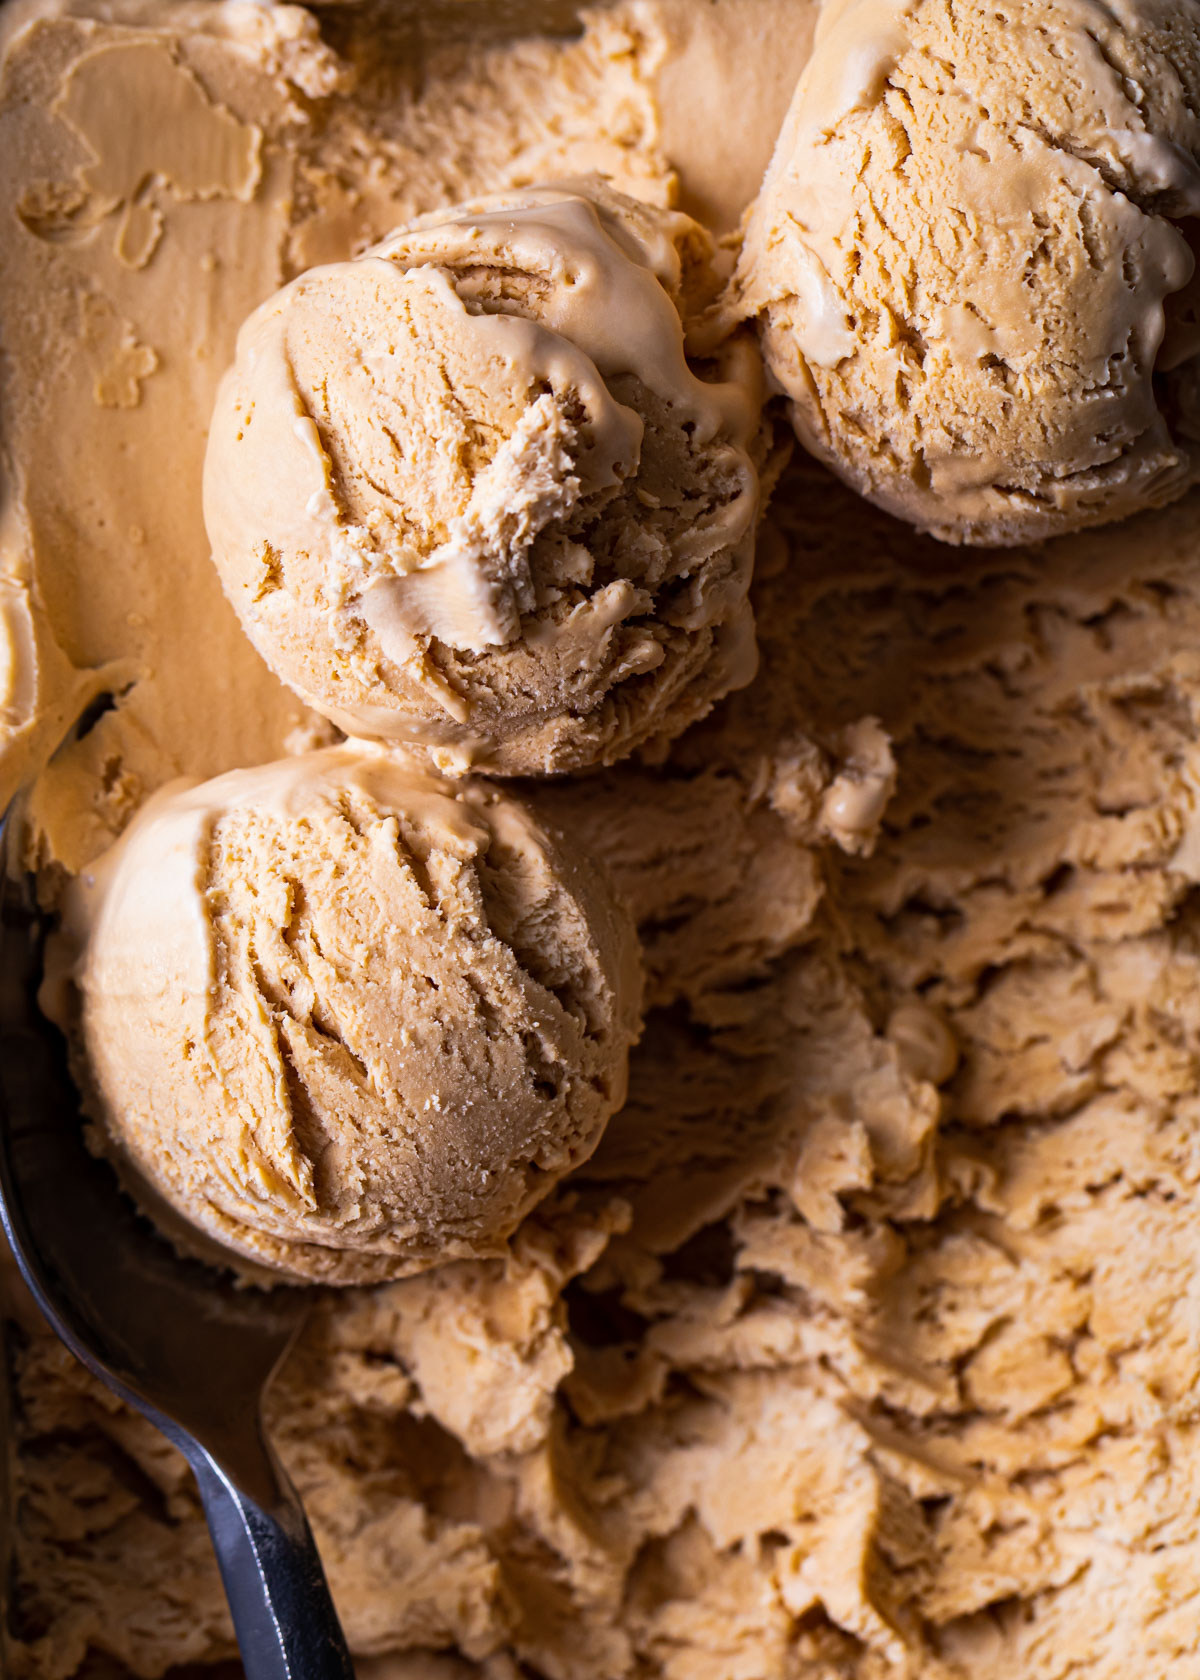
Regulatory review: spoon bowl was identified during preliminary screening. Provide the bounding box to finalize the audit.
[0,804,354,1680]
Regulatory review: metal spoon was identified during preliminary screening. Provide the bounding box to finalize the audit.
[0,794,355,1680]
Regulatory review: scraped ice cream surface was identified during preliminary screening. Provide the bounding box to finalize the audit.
[12,1,1200,1678]
[204,180,765,774]
[58,746,641,1284]
[733,0,1200,544]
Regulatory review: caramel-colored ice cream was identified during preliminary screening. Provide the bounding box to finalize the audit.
[734,0,1200,545]
[12,3,1200,1679]
[204,181,764,774]
[59,745,641,1284]
[0,0,351,861]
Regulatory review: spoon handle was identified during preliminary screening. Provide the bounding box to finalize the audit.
[190,1450,356,1680]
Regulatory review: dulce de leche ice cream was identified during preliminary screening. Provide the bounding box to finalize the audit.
[204,181,764,774]
[58,746,641,1284]
[734,0,1200,545]
[15,2,1200,1678]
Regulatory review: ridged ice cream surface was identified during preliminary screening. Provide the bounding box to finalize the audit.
[204,181,765,774]
[733,0,1200,545]
[22,5,1200,1675]
[55,745,642,1284]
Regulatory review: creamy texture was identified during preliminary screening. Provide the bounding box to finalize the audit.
[29,454,1200,1680]
[15,5,1200,1680]
[0,1,351,870]
[59,745,641,1284]
[205,181,764,775]
[0,0,718,867]
[733,0,1200,545]
[636,0,819,233]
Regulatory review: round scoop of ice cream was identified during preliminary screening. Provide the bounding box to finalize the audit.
[204,181,763,774]
[733,0,1200,545]
[58,746,642,1284]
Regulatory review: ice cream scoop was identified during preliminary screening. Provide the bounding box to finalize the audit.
[0,801,354,1680]
[54,745,642,1284]
[204,181,764,774]
[733,0,1200,546]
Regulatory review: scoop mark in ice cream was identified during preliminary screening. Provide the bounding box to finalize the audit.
[733,0,1200,545]
[80,290,158,408]
[204,182,765,775]
[19,40,262,268]
[55,745,643,1285]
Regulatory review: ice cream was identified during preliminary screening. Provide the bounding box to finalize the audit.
[203,181,765,774]
[733,0,1200,545]
[58,745,641,1284]
[0,0,355,863]
[16,3,1200,1679]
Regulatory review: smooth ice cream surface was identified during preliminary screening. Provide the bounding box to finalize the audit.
[59,745,641,1284]
[735,0,1200,545]
[204,180,764,775]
